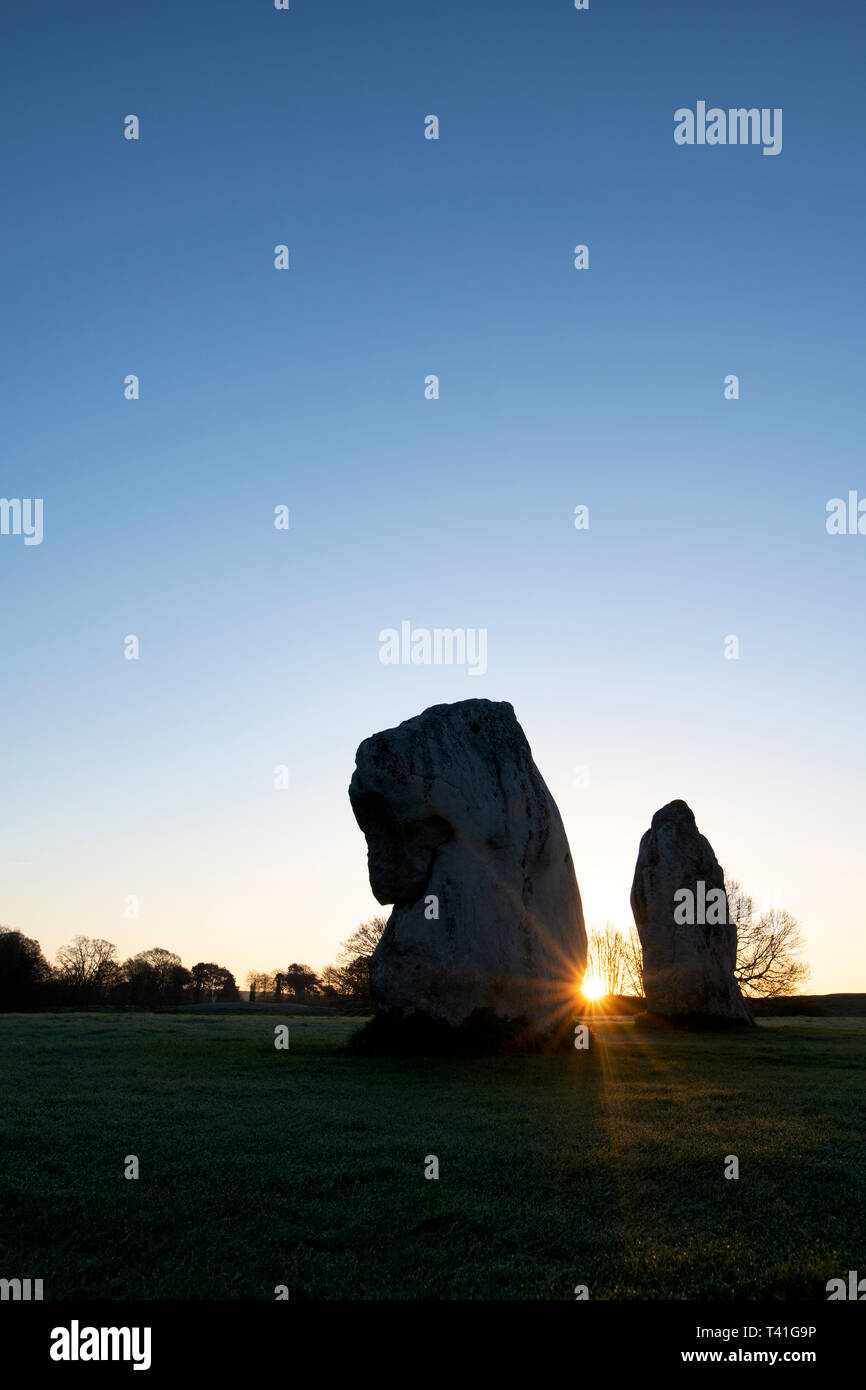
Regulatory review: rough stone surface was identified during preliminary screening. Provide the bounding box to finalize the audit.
[349,699,586,1030]
[630,799,751,1023]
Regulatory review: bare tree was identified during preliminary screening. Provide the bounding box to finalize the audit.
[620,879,811,1001]
[320,917,388,1001]
[132,947,188,1002]
[726,878,810,997]
[56,936,118,1001]
[135,946,181,983]
[621,927,644,997]
[256,972,276,1000]
[320,964,345,996]
[336,917,388,967]
[584,922,643,997]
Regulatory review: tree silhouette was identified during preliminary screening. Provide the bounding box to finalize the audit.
[584,922,643,998]
[320,917,388,1001]
[190,962,239,1003]
[337,917,388,965]
[284,964,320,1000]
[56,936,119,1004]
[0,927,53,1010]
[120,948,190,1007]
[726,879,810,997]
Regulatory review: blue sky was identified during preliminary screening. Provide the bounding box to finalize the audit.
[1,0,864,992]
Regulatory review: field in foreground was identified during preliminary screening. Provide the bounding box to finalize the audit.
[0,1013,864,1300]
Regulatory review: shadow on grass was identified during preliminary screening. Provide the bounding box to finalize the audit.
[345,1007,582,1057]
[632,1011,755,1034]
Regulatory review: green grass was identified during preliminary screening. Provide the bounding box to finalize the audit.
[0,1013,864,1299]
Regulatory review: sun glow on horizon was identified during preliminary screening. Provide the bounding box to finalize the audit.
[581,974,607,1001]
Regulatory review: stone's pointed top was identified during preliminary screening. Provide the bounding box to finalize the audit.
[650,799,696,829]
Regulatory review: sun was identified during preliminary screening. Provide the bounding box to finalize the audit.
[581,974,607,1001]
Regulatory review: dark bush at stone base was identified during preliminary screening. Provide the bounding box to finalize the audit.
[346,1007,579,1056]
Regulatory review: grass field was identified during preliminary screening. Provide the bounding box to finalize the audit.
[1,1012,864,1300]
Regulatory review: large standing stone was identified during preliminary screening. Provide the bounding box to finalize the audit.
[349,699,586,1031]
[630,799,752,1024]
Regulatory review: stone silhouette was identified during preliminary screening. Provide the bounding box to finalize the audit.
[349,699,586,1031]
[630,799,751,1024]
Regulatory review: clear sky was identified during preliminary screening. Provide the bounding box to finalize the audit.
[2,0,864,994]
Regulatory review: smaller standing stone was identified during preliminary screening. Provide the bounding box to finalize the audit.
[630,799,751,1024]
